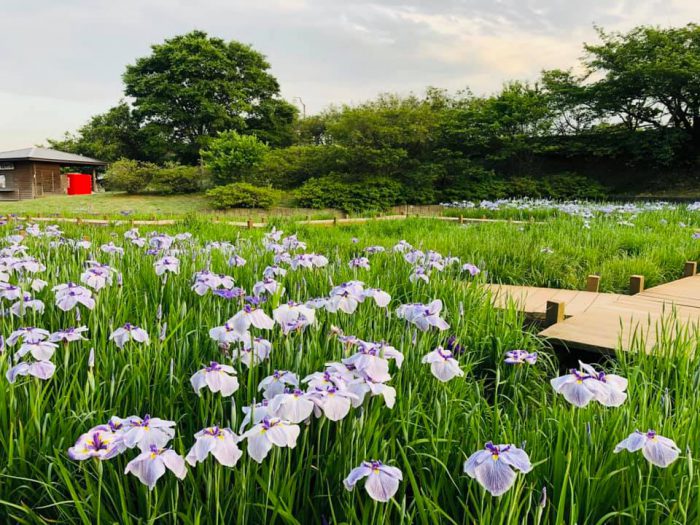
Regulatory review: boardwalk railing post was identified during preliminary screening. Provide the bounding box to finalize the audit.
[545,301,565,327]
[684,261,697,277]
[459,215,464,224]
[586,275,600,292]
[247,218,253,230]
[629,275,645,295]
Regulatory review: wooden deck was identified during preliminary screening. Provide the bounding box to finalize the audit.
[485,275,700,353]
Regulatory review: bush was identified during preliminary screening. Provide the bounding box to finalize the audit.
[201,131,270,185]
[148,163,206,194]
[206,182,281,209]
[540,173,608,200]
[103,159,155,194]
[504,173,608,200]
[295,175,403,212]
[104,160,206,194]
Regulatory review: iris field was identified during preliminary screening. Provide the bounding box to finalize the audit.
[1,202,699,524]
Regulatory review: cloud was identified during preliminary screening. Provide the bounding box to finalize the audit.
[0,0,698,148]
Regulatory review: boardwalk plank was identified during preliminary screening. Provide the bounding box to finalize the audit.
[485,274,700,353]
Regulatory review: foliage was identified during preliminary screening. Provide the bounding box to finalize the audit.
[201,131,270,185]
[295,175,404,212]
[47,23,700,201]
[1,214,700,523]
[46,102,166,163]
[148,163,207,194]
[104,159,205,194]
[103,159,154,194]
[123,30,295,163]
[206,182,281,209]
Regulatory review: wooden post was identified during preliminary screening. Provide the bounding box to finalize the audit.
[683,261,697,277]
[629,275,645,295]
[545,301,565,327]
[585,275,600,292]
[333,217,338,227]
[247,218,253,230]
[459,215,464,224]
[405,205,409,217]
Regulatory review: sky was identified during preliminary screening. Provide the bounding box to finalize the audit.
[1,0,698,150]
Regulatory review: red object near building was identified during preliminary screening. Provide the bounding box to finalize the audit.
[66,173,92,195]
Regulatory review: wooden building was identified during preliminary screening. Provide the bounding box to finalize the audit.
[0,147,106,201]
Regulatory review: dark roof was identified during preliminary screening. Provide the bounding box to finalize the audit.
[0,147,107,166]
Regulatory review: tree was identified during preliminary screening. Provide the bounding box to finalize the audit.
[47,102,155,162]
[123,30,294,163]
[439,82,553,174]
[543,25,700,141]
[201,131,270,185]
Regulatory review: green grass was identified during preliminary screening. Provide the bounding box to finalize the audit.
[0,192,339,220]
[0,211,699,523]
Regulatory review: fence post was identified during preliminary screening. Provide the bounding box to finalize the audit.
[459,215,464,224]
[545,301,565,327]
[247,218,253,230]
[684,261,697,277]
[629,275,645,295]
[333,217,338,227]
[585,275,600,292]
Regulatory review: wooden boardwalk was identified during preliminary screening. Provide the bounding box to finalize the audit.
[485,273,700,354]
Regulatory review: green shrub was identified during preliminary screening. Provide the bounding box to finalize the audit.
[201,131,270,185]
[295,175,403,212]
[103,159,155,194]
[206,182,281,209]
[148,163,206,194]
[503,173,608,200]
[541,173,608,200]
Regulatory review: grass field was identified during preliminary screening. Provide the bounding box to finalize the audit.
[0,193,339,220]
[0,209,699,523]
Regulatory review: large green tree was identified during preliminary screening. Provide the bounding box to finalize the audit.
[123,30,296,163]
[46,102,162,162]
[543,24,700,140]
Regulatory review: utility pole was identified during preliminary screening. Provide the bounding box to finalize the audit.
[292,97,306,119]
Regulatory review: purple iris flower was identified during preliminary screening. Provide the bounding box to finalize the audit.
[109,323,150,349]
[124,444,187,490]
[68,427,126,460]
[343,460,403,502]
[213,287,246,300]
[258,370,299,399]
[348,257,370,270]
[445,335,464,355]
[190,361,239,397]
[186,426,242,467]
[464,442,533,496]
[614,429,680,467]
[49,326,88,344]
[6,360,55,383]
[462,263,481,276]
[422,346,464,382]
[550,361,627,407]
[241,417,300,463]
[504,350,538,365]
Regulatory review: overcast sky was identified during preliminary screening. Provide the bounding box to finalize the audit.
[1,0,698,150]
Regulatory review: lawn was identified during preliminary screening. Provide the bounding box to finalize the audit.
[0,207,699,523]
[0,192,339,220]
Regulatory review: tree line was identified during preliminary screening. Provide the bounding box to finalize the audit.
[49,24,700,210]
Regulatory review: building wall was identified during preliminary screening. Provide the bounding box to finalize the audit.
[0,160,33,200]
[0,161,69,201]
[33,162,66,196]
